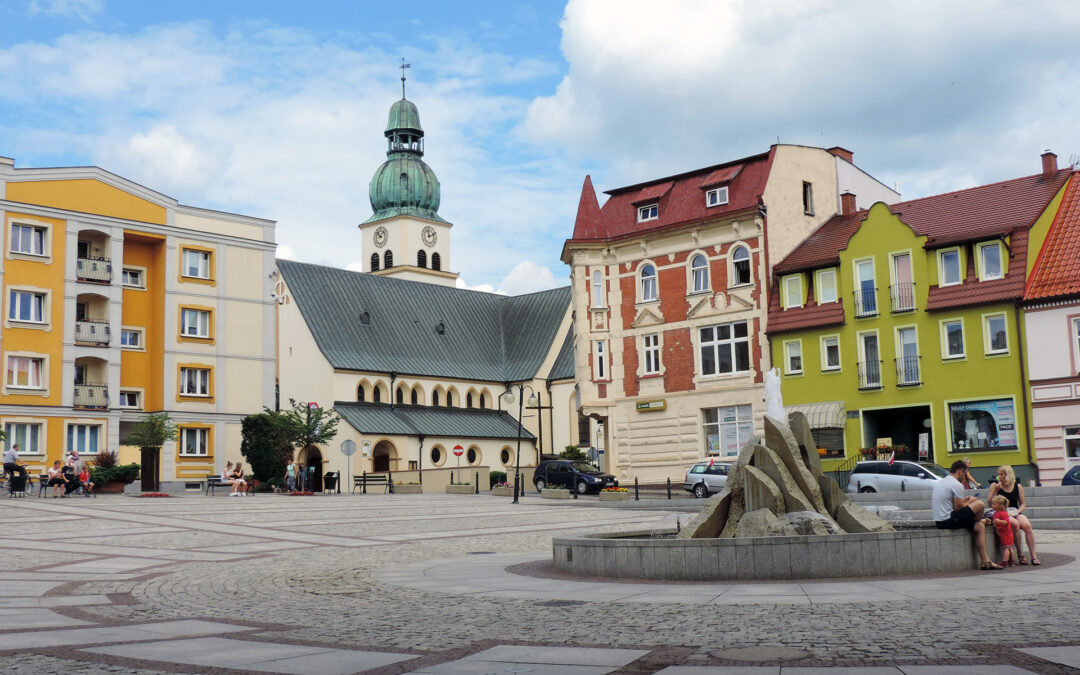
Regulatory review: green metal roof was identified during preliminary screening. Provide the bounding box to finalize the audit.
[549,328,575,381]
[279,260,572,382]
[386,99,423,133]
[364,96,446,225]
[334,402,535,441]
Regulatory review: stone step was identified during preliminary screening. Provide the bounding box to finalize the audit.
[881,505,1080,520]
[848,484,1080,500]
[901,516,1080,530]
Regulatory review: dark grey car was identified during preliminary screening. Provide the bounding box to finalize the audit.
[533,460,617,495]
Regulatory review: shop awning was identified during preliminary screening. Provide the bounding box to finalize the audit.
[787,401,846,429]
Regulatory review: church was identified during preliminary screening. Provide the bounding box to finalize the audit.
[274,91,582,491]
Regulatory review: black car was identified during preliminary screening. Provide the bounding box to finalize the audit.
[533,460,618,495]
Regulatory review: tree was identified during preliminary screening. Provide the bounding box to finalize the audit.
[240,411,293,484]
[126,413,179,448]
[559,445,589,462]
[280,399,341,451]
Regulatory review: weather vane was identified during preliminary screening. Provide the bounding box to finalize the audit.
[400,58,411,99]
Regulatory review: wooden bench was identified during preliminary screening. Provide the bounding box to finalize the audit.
[352,473,391,494]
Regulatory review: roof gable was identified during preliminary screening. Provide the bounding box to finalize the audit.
[6,177,168,225]
[1025,174,1080,302]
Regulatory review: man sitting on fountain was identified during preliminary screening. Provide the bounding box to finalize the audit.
[932,459,1001,570]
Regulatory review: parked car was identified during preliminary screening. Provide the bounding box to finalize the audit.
[683,461,732,498]
[533,460,618,494]
[845,460,949,494]
[1062,465,1080,486]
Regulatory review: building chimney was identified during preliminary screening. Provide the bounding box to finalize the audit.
[827,147,854,164]
[840,191,856,216]
[1042,150,1057,178]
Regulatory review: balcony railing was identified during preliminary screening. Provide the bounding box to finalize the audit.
[857,360,882,390]
[73,383,108,409]
[890,282,916,313]
[76,257,112,283]
[853,288,878,318]
[74,319,110,346]
[895,355,922,387]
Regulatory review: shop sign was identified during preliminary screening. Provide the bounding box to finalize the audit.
[949,398,1016,449]
[636,400,666,412]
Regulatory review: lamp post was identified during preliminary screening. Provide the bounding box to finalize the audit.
[503,384,537,505]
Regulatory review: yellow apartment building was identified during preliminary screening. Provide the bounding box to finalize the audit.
[0,156,276,490]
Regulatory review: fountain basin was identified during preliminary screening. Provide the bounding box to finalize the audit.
[552,527,997,581]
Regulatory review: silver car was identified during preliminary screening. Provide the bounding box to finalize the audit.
[683,461,732,498]
[845,460,949,494]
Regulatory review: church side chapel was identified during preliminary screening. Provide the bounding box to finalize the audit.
[275,77,581,491]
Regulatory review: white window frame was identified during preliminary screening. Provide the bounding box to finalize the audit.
[118,390,142,409]
[1066,426,1080,467]
[939,248,962,286]
[702,404,754,457]
[730,245,751,287]
[637,203,658,223]
[591,270,604,308]
[5,354,45,390]
[120,327,144,350]
[895,325,921,386]
[941,318,965,360]
[593,340,607,381]
[4,421,43,455]
[699,321,751,377]
[782,274,803,309]
[802,182,814,215]
[181,248,211,279]
[815,268,838,304]
[7,288,46,324]
[1072,317,1080,374]
[639,263,658,303]
[821,335,841,371]
[857,330,882,389]
[121,267,146,289]
[784,339,803,375]
[66,423,101,455]
[179,427,209,457]
[705,186,729,207]
[977,241,1004,281]
[179,367,211,397]
[643,333,661,375]
[690,253,709,293]
[180,308,211,339]
[9,222,47,257]
[983,312,1009,355]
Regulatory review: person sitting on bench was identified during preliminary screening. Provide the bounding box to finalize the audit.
[77,467,94,496]
[221,461,244,497]
[47,461,67,497]
[231,462,249,495]
[3,444,28,495]
[61,463,81,497]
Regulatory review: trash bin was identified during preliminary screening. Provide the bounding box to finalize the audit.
[323,471,338,493]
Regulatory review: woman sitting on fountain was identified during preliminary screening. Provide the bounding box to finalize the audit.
[987,465,1040,566]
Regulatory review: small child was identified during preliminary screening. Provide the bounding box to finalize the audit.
[78,467,94,497]
[991,494,1016,567]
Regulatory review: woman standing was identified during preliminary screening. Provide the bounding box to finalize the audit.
[987,465,1040,566]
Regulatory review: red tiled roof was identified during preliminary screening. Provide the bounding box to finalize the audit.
[564,152,772,246]
[765,276,845,335]
[699,165,742,187]
[925,227,1028,310]
[1025,174,1080,302]
[774,169,1072,275]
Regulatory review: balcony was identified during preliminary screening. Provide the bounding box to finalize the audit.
[77,257,112,283]
[74,319,110,346]
[890,282,916,313]
[895,355,922,387]
[857,360,882,390]
[73,383,108,410]
[853,288,878,318]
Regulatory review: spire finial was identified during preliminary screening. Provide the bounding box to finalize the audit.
[400,58,411,99]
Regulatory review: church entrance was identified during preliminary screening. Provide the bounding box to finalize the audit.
[301,445,324,492]
[372,441,396,473]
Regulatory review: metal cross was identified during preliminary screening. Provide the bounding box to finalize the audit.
[400,58,411,98]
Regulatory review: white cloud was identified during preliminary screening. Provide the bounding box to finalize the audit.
[27,0,103,22]
[455,277,500,294]
[277,244,297,261]
[498,260,560,295]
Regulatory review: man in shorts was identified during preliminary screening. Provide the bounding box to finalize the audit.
[933,459,1000,570]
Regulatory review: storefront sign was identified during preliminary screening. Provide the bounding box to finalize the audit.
[918,433,928,459]
[949,398,1016,450]
[636,400,666,412]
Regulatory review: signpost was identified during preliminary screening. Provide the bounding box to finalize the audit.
[453,443,464,476]
[340,439,356,492]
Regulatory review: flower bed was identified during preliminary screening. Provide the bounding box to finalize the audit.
[287,491,315,496]
[137,492,170,498]
[490,484,515,497]
[598,490,630,502]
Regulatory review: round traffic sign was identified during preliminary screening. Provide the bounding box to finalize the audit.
[340,439,357,456]
[453,444,464,457]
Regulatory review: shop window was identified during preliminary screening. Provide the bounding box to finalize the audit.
[702,404,753,456]
[949,399,1017,451]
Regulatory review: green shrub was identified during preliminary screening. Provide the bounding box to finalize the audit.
[489,470,506,485]
[89,463,140,485]
[558,445,588,462]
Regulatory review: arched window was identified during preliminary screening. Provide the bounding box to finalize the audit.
[691,254,709,293]
[384,250,393,269]
[411,389,418,405]
[357,384,365,402]
[732,246,751,285]
[431,252,441,271]
[591,270,604,307]
[370,253,380,271]
[396,386,405,405]
[373,385,382,403]
[479,392,488,409]
[445,391,453,407]
[432,390,440,406]
[466,392,473,408]
[417,250,427,268]
[640,264,658,302]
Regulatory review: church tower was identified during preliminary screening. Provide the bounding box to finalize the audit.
[358,85,458,286]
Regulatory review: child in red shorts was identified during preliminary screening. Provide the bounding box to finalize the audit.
[991,494,1016,566]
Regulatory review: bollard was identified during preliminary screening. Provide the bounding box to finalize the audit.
[901,480,906,492]
[450,471,454,486]
[475,471,479,494]
[573,483,578,499]
[388,468,393,494]
[666,477,671,500]
[634,476,640,501]
[362,471,367,495]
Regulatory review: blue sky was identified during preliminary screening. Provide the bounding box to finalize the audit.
[2,1,1079,293]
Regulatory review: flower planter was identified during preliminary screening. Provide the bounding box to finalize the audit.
[542,488,570,500]
[97,481,127,494]
[598,491,630,502]
[490,486,514,497]
[446,484,474,495]
[394,484,423,494]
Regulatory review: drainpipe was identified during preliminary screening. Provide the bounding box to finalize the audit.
[1015,305,1039,485]
[545,378,555,460]
[417,433,424,487]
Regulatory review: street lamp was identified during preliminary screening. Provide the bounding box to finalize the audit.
[502,384,537,504]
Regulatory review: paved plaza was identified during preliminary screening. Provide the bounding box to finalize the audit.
[3,493,1080,673]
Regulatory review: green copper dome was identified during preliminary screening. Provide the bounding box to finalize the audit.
[363,97,446,224]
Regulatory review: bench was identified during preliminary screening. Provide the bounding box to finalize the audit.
[352,473,391,494]
[206,477,256,496]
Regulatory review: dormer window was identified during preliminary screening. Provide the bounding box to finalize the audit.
[939,248,961,286]
[637,204,658,222]
[706,186,729,207]
[977,242,1003,280]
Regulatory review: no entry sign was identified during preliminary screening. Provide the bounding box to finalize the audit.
[453,444,464,457]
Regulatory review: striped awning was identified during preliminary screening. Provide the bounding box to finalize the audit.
[787,401,846,429]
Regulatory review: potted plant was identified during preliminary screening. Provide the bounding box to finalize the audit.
[490,482,514,497]
[88,450,140,493]
[126,412,178,492]
[598,486,630,502]
[446,481,474,495]
[394,481,423,494]
[541,485,571,500]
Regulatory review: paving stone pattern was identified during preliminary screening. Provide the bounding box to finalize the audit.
[2,494,1080,673]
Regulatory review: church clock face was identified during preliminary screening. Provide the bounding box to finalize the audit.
[373,226,388,248]
[421,225,437,247]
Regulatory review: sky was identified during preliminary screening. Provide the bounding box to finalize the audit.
[1,0,1078,295]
